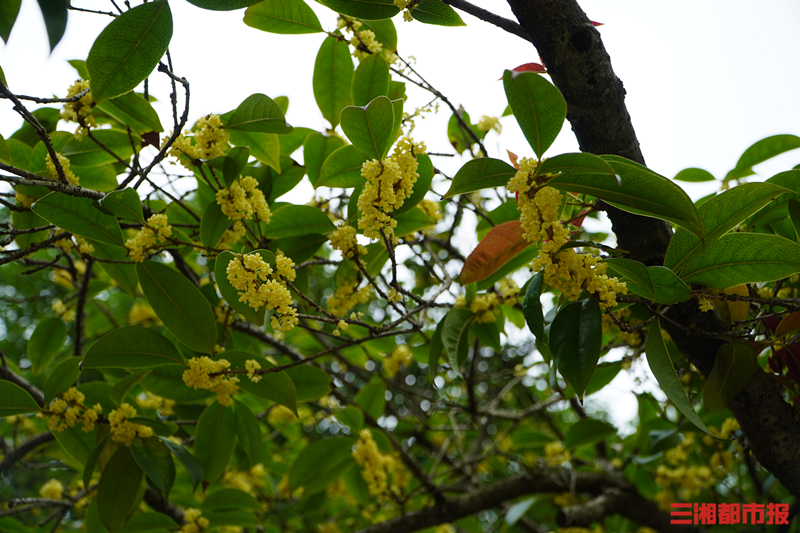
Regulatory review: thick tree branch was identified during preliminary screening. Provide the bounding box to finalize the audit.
[0,433,55,473]
[0,366,45,407]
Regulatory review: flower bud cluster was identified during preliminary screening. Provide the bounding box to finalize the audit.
[125,214,173,262]
[216,176,271,224]
[38,387,102,433]
[61,79,96,140]
[226,252,298,331]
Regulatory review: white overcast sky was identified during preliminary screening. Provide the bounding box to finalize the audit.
[2,0,800,430]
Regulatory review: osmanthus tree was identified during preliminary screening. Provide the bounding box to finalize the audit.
[1,0,800,532]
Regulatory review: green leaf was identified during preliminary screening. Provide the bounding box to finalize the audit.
[102,188,144,222]
[186,0,263,9]
[0,0,21,43]
[62,129,138,167]
[429,318,445,369]
[117,513,176,533]
[95,92,164,134]
[316,144,370,188]
[202,489,261,511]
[726,134,800,181]
[394,206,435,237]
[359,18,397,51]
[703,344,758,413]
[244,0,323,33]
[288,437,355,494]
[352,53,391,106]
[157,437,203,490]
[536,152,616,177]
[44,357,81,403]
[200,201,229,249]
[475,321,501,352]
[355,381,385,421]
[228,130,280,172]
[270,234,327,264]
[645,319,713,435]
[217,146,252,187]
[91,241,139,296]
[233,400,263,467]
[674,167,715,182]
[442,308,475,376]
[86,1,173,102]
[315,0,399,20]
[214,250,271,326]
[226,93,293,134]
[502,70,566,158]
[410,0,465,25]
[313,34,354,128]
[584,361,622,396]
[664,182,791,272]
[443,158,517,199]
[548,155,704,239]
[679,233,800,289]
[98,446,144,531]
[0,134,9,163]
[73,164,120,192]
[564,418,617,449]
[33,192,124,246]
[305,133,347,186]
[335,405,364,431]
[131,437,175,495]
[27,317,66,375]
[523,271,546,343]
[278,127,313,156]
[195,402,236,483]
[550,298,602,399]
[109,370,151,406]
[647,266,691,304]
[0,380,41,416]
[602,259,655,300]
[53,423,97,465]
[789,199,800,241]
[83,437,107,494]
[137,261,217,353]
[340,96,395,160]
[285,364,331,402]
[142,366,214,403]
[36,0,68,51]
[262,155,306,202]
[264,204,336,238]
[224,351,297,414]
[476,200,520,240]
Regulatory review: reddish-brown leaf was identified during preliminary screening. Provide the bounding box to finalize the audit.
[776,311,800,339]
[512,62,546,73]
[591,21,604,27]
[460,221,533,284]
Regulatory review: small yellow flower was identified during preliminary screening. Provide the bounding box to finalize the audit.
[108,403,154,446]
[182,357,239,406]
[125,214,173,262]
[245,359,262,383]
[39,479,64,500]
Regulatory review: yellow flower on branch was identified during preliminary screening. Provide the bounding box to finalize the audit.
[182,356,239,406]
[125,214,173,262]
[108,403,154,446]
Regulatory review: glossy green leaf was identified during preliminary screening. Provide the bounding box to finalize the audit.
[584,362,622,396]
[664,182,791,272]
[83,437,107,494]
[602,258,655,300]
[503,70,566,158]
[523,271,546,343]
[233,400,263,467]
[73,164,120,191]
[36,0,68,51]
[200,201,229,249]
[679,233,800,289]
[305,134,346,186]
[548,155,704,239]
[186,0,262,9]
[0,380,41,417]
[142,366,214,403]
[315,0,399,19]
[0,0,21,43]
[53,422,97,465]
[442,308,474,376]
[745,170,800,230]
[195,402,236,483]
[703,344,758,414]
[789,199,800,240]
[83,326,184,369]
[62,129,138,167]
[647,266,691,304]
[340,96,395,160]
[264,204,336,238]
[27,317,66,375]
[550,298,602,399]
[269,233,327,264]
[335,405,364,431]
[285,364,331,402]
[475,321,501,352]
[277,127,313,156]
[158,437,203,490]
[313,34,353,128]
[102,188,144,222]
[394,206,435,237]
[564,418,617,449]
[98,446,144,531]
[109,371,151,406]
[475,200,519,240]
[316,144,370,188]
[44,357,81,403]
[536,152,616,177]
[224,351,297,414]
[244,0,323,33]
[86,1,172,102]
[355,381,385,421]
[137,261,217,353]
[116,513,176,532]
[0,134,9,163]
[444,157,517,198]
[33,192,124,246]
[674,167,715,182]
[202,488,261,512]
[215,250,272,326]
[359,18,397,51]
[429,318,446,369]
[131,437,175,495]
[263,155,306,202]
[410,0,465,25]
[288,437,355,494]
[725,134,800,181]
[226,93,293,134]
[352,54,390,107]
[91,241,139,296]
[96,92,164,134]
[645,319,713,435]
[228,130,281,172]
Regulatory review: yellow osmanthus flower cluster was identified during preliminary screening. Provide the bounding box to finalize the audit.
[601,307,641,347]
[383,345,412,378]
[128,301,161,326]
[455,283,518,324]
[352,429,409,501]
[477,115,502,134]
[544,441,571,466]
[182,356,239,406]
[39,478,64,500]
[15,191,35,208]
[51,299,75,322]
[654,434,714,510]
[393,0,416,22]
[215,176,271,224]
[125,214,173,262]
[326,280,372,316]
[45,153,79,185]
[180,508,210,533]
[219,220,246,249]
[61,79,96,140]
[418,199,443,226]
[337,16,383,60]
[108,403,154,446]
[697,296,714,312]
[357,137,426,244]
[168,114,229,169]
[136,392,175,416]
[507,158,626,310]
[329,225,367,259]
[226,253,298,331]
[38,387,101,433]
[222,463,267,497]
[268,405,298,425]
[245,359,261,383]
